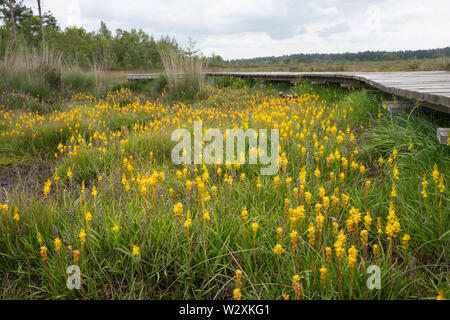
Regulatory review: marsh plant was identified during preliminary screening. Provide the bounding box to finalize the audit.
[160,47,208,100]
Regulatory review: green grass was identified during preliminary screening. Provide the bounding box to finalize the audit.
[0,82,448,300]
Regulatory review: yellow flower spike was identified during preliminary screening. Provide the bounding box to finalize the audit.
[241,206,248,222]
[273,243,285,256]
[79,228,86,245]
[233,288,242,300]
[325,247,332,263]
[40,246,48,263]
[347,245,358,268]
[235,269,243,288]
[132,245,140,256]
[91,186,98,197]
[83,209,92,222]
[112,224,119,233]
[43,179,52,197]
[436,290,446,300]
[54,238,62,252]
[319,266,327,288]
[292,274,303,300]
[402,234,411,249]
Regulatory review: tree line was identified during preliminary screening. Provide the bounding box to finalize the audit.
[226,47,450,66]
[0,0,182,70]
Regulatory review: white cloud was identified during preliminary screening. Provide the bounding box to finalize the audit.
[22,0,450,59]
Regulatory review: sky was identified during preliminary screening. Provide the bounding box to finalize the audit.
[23,0,450,60]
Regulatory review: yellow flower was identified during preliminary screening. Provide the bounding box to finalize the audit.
[421,174,428,199]
[273,176,280,187]
[241,206,248,222]
[364,211,372,230]
[438,175,445,193]
[359,165,366,175]
[173,202,184,221]
[233,288,242,300]
[235,269,243,287]
[112,224,119,233]
[373,244,380,259]
[304,191,312,204]
[54,237,62,252]
[307,223,315,245]
[391,183,397,198]
[184,210,192,229]
[79,228,86,245]
[91,186,98,197]
[43,179,52,197]
[292,274,303,299]
[402,234,411,249]
[319,266,327,288]
[348,245,358,268]
[251,222,259,233]
[325,247,332,263]
[360,229,369,247]
[273,243,285,256]
[314,166,321,178]
[73,250,80,264]
[276,227,283,242]
[365,180,371,193]
[290,230,298,248]
[132,245,140,256]
[67,167,72,179]
[202,210,211,223]
[436,290,446,300]
[393,163,399,180]
[385,201,401,238]
[40,246,48,262]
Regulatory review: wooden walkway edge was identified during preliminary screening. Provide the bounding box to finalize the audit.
[127,71,450,114]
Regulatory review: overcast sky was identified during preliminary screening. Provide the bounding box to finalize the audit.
[23,0,450,60]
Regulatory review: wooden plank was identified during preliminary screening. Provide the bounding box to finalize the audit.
[127,71,450,113]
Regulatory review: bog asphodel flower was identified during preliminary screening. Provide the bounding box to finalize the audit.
[43,179,52,197]
[79,228,86,245]
[273,243,285,256]
[40,246,48,263]
[373,244,380,259]
[319,266,327,288]
[184,210,192,230]
[348,245,358,268]
[307,223,315,245]
[132,244,140,256]
[325,246,332,262]
[235,269,243,287]
[54,237,62,252]
[241,206,248,222]
[233,288,242,300]
[173,202,183,222]
[292,274,303,300]
[402,234,411,249]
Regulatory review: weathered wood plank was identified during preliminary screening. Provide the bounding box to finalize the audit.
[127,71,450,113]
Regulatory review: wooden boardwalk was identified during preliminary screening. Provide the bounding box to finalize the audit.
[127,71,450,113]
